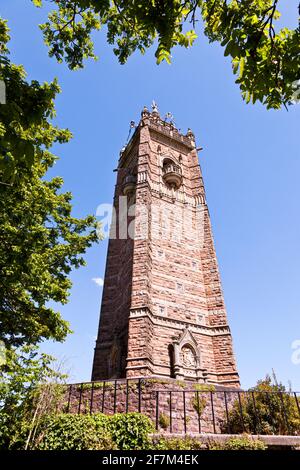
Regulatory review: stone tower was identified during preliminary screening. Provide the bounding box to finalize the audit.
[92,105,240,387]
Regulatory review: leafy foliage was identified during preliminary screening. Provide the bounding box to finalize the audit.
[36,413,115,450]
[109,412,154,450]
[0,18,98,347]
[153,435,204,450]
[192,393,207,417]
[0,16,99,450]
[0,346,66,450]
[153,434,266,450]
[192,383,215,416]
[40,1,101,70]
[0,19,71,182]
[209,435,267,450]
[34,1,300,109]
[201,0,300,109]
[33,412,153,450]
[225,375,300,435]
[158,412,170,429]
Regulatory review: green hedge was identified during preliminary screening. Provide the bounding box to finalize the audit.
[2,410,273,450]
[35,414,267,450]
[152,435,266,450]
[209,436,267,451]
[35,412,154,450]
[36,414,114,450]
[109,413,154,450]
[153,436,203,450]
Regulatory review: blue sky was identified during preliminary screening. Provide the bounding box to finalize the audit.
[2,1,300,389]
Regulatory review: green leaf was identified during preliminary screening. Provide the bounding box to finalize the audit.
[156,47,171,65]
[239,56,245,77]
[224,40,233,57]
[21,1,300,110]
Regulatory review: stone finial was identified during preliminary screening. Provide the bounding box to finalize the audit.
[186,128,195,139]
[141,105,149,117]
[186,128,196,147]
[151,100,159,114]
[165,112,176,127]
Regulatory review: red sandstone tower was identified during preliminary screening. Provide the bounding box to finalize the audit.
[92,104,240,387]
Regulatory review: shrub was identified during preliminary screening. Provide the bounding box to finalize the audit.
[153,436,203,450]
[109,413,154,450]
[79,382,104,391]
[192,394,207,417]
[15,412,154,450]
[35,414,114,450]
[191,384,215,417]
[158,413,170,430]
[93,413,112,435]
[193,384,216,392]
[225,376,300,435]
[209,435,267,450]
[152,435,266,450]
[0,347,68,450]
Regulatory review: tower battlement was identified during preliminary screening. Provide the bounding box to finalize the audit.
[120,106,195,166]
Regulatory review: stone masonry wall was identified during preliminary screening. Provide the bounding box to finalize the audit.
[66,378,239,434]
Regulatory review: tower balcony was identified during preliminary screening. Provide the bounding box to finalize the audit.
[162,162,182,189]
[122,174,136,196]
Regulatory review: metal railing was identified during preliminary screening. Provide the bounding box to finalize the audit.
[65,379,300,436]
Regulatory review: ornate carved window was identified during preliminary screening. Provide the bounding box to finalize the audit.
[162,158,182,189]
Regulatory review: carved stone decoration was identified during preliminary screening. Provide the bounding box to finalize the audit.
[172,328,208,382]
[181,345,197,368]
[162,160,182,189]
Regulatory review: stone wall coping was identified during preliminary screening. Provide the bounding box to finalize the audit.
[66,378,300,394]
